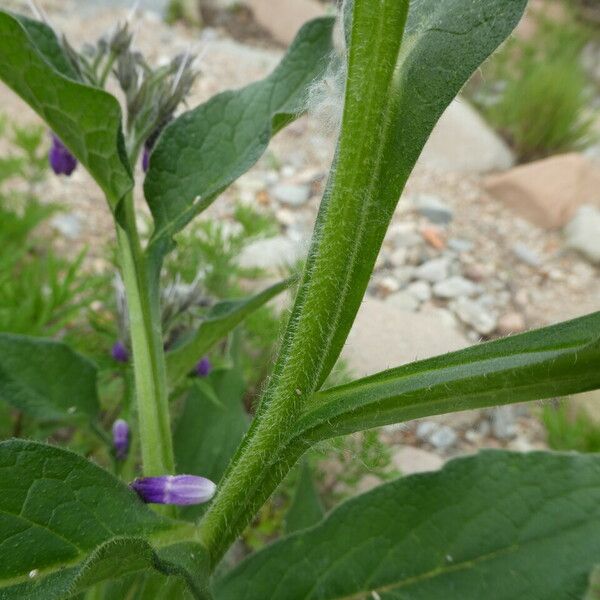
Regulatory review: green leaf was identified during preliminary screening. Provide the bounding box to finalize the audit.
[11,13,79,79]
[296,311,600,441]
[299,0,529,392]
[0,440,208,599]
[144,17,334,260]
[215,451,600,599]
[0,11,132,209]
[284,461,323,535]
[99,571,196,600]
[0,333,99,422]
[174,369,248,520]
[166,278,293,386]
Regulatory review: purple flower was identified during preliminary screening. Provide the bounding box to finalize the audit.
[195,356,212,377]
[48,134,77,176]
[111,341,129,363]
[142,146,150,172]
[112,418,130,460]
[130,475,217,505]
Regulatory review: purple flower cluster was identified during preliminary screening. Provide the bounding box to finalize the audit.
[142,146,150,172]
[111,341,129,363]
[131,474,216,505]
[195,356,212,377]
[48,134,77,176]
[112,418,130,460]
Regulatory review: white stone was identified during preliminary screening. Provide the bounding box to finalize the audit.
[491,406,517,440]
[414,258,450,283]
[417,99,515,174]
[433,276,480,299]
[512,243,542,268]
[376,276,401,296]
[238,236,304,270]
[416,421,438,440]
[392,447,444,475]
[51,213,82,239]
[448,238,474,253]
[388,223,423,248]
[406,281,432,302]
[565,205,600,264]
[272,183,311,207]
[450,297,498,335]
[388,248,408,268]
[394,266,417,285]
[414,194,453,225]
[429,426,458,450]
[416,422,457,450]
[387,291,420,312]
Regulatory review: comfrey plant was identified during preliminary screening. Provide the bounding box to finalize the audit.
[2,1,600,598]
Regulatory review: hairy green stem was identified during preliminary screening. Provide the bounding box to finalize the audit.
[199,0,409,566]
[116,192,174,476]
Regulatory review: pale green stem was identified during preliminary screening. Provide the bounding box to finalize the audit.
[198,0,409,567]
[116,192,174,477]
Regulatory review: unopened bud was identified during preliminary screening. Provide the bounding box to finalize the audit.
[130,474,217,505]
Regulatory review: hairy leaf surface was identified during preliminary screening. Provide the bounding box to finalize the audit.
[0,333,99,422]
[216,451,600,599]
[0,440,208,599]
[284,461,323,535]
[297,311,600,440]
[144,17,334,260]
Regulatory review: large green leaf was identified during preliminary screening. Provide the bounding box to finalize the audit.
[166,278,293,386]
[99,571,196,600]
[0,11,132,209]
[0,333,99,422]
[296,311,600,441]
[174,369,248,520]
[144,17,334,260]
[12,13,79,79]
[215,451,600,599]
[0,440,208,599]
[284,461,323,535]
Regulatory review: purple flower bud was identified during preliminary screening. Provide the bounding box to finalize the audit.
[142,147,150,172]
[48,134,77,176]
[112,418,130,460]
[111,341,129,363]
[130,475,217,505]
[195,356,212,377]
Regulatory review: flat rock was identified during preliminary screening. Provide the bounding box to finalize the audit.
[245,0,324,46]
[238,236,304,270]
[512,243,542,267]
[343,299,469,377]
[497,312,527,336]
[406,281,432,302]
[414,194,453,225]
[387,291,420,312]
[485,153,600,229]
[417,99,515,174]
[272,183,311,207]
[414,257,450,283]
[392,446,444,475]
[565,205,600,264]
[433,276,480,299]
[450,297,498,335]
